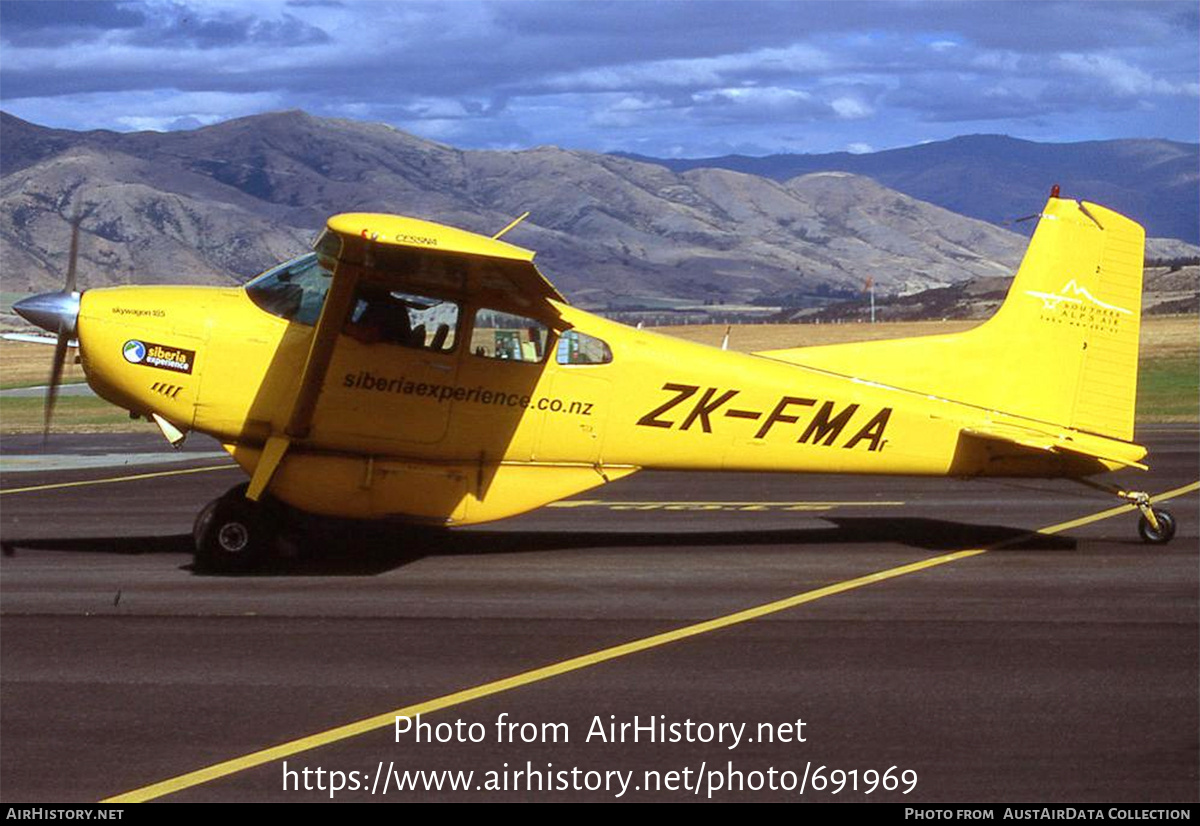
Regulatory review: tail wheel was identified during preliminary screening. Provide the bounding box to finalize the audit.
[194,485,278,572]
[1137,509,1176,545]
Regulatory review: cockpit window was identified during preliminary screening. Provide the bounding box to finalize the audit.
[245,253,332,326]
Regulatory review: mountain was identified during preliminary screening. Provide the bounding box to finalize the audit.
[619,135,1200,245]
[1,111,1032,306]
[799,263,1199,323]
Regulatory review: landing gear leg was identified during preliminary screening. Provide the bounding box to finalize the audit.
[193,483,280,572]
[1078,480,1176,545]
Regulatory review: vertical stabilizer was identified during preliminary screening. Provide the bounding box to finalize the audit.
[997,198,1143,440]
[756,196,1146,441]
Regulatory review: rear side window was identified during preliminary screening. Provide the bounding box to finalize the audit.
[557,330,612,365]
[471,310,548,362]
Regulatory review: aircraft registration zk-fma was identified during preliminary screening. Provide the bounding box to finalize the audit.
[13,188,1177,571]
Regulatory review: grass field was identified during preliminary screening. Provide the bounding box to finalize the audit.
[1137,355,1200,421]
[0,396,151,434]
[1,316,1195,433]
[0,343,87,390]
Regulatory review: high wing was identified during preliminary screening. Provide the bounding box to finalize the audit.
[324,213,566,312]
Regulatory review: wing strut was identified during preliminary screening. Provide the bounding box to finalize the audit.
[242,256,362,502]
[245,434,291,501]
[285,261,362,439]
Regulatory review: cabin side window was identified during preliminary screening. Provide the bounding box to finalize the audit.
[345,285,459,352]
[471,309,548,363]
[556,330,613,365]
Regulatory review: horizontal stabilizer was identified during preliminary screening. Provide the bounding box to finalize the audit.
[962,423,1147,470]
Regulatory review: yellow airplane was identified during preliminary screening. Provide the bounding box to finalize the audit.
[14,191,1176,571]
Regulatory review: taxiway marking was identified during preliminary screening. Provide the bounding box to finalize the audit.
[548,499,904,511]
[1040,481,1198,533]
[0,463,236,496]
[102,479,1199,803]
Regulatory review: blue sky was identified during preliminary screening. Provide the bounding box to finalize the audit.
[1,0,1197,157]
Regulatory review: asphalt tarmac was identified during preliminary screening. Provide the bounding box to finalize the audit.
[1,426,1196,803]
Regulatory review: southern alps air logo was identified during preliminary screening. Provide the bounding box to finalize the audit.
[1024,279,1132,335]
[1024,280,1132,315]
[121,339,195,374]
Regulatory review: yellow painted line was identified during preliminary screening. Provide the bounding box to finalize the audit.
[548,500,905,509]
[1036,481,1199,535]
[0,463,236,495]
[105,550,983,803]
[102,480,1199,804]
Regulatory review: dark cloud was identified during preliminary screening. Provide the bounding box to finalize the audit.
[0,0,144,46]
[925,1,1192,52]
[491,1,807,65]
[126,4,331,49]
[0,0,1195,155]
[888,80,1063,124]
[0,1,329,53]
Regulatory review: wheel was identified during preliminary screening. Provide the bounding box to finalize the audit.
[194,485,277,572]
[194,483,246,549]
[1138,509,1176,544]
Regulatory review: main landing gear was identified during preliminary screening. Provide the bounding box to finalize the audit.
[1079,480,1177,545]
[193,483,282,573]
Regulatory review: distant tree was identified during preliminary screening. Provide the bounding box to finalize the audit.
[1145,256,1200,270]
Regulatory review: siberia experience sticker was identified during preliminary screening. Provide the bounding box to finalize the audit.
[122,339,195,374]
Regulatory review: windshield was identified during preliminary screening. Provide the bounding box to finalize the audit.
[244,253,332,326]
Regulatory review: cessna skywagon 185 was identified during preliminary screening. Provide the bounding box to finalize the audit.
[14,190,1176,571]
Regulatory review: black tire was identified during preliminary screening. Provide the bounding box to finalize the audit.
[194,486,277,572]
[194,483,245,550]
[1138,509,1176,544]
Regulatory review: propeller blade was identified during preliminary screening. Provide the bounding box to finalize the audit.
[44,326,70,441]
[65,210,81,294]
[39,207,86,440]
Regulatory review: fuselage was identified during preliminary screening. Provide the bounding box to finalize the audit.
[70,255,1112,525]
